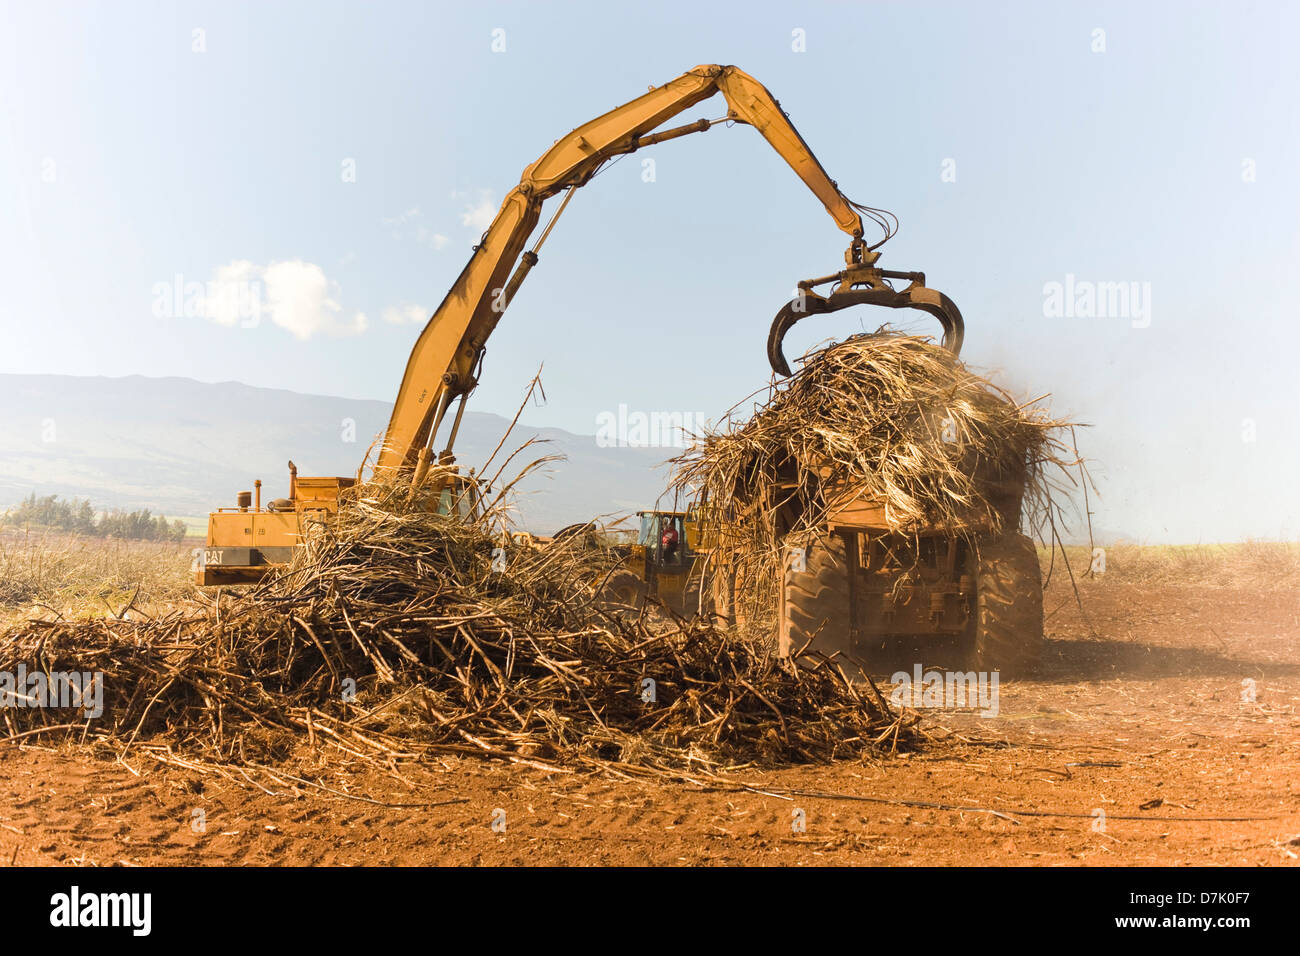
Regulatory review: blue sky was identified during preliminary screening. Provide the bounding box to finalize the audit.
[2,0,1297,541]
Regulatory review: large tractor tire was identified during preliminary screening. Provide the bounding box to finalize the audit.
[714,559,766,630]
[552,522,600,549]
[779,532,852,660]
[600,569,647,615]
[969,533,1044,675]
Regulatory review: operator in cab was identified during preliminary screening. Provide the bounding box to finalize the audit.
[661,520,680,562]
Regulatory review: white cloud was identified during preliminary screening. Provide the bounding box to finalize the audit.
[455,189,498,232]
[381,206,420,227]
[382,303,429,325]
[263,260,367,339]
[383,206,451,251]
[415,225,450,250]
[201,259,261,327]
[193,259,367,339]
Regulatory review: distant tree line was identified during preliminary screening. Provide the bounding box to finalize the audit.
[1,493,187,543]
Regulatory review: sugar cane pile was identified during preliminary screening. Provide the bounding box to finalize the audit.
[0,467,912,778]
[673,331,1082,622]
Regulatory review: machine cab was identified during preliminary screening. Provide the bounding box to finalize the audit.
[637,511,692,567]
[434,475,480,520]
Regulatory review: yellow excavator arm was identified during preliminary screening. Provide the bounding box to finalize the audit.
[199,63,966,587]
[376,64,868,475]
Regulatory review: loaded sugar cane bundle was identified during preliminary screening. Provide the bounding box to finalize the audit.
[673,331,1083,640]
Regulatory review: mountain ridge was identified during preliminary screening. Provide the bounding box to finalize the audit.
[0,373,678,532]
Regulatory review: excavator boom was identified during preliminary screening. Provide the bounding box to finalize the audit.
[376,64,866,473]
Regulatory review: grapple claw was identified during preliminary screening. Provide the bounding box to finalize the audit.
[767,254,965,377]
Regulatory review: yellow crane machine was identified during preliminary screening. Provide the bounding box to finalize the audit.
[198,64,965,602]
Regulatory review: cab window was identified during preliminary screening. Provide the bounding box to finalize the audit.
[436,486,477,519]
[637,513,659,546]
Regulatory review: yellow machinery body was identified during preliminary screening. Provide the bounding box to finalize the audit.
[601,509,713,616]
[198,473,353,586]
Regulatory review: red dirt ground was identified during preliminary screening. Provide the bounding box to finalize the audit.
[2,579,1297,866]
